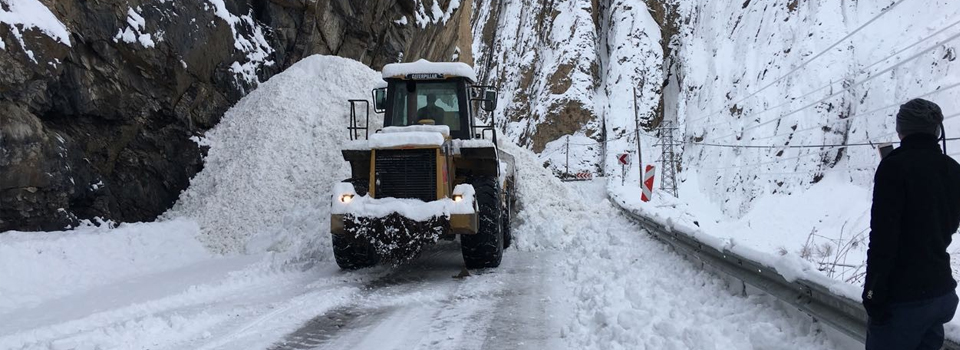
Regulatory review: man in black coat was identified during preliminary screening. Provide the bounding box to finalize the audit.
[863,98,960,350]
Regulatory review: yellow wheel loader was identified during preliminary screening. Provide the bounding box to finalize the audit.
[330,60,517,269]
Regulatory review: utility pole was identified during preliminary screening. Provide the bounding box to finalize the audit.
[565,135,570,177]
[601,115,607,177]
[633,86,642,169]
[658,120,680,197]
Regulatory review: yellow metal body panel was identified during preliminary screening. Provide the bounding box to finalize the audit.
[331,214,345,235]
[368,150,377,198]
[436,148,447,200]
[335,138,486,237]
[450,213,478,235]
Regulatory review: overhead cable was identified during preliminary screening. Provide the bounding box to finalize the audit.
[691,18,960,130]
[685,0,909,125]
[702,31,960,142]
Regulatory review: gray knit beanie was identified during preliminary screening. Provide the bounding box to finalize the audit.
[896,98,943,137]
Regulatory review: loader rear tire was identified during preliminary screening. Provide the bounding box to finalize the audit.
[461,177,503,269]
[502,186,513,250]
[333,233,378,270]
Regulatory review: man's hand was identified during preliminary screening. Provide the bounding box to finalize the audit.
[864,298,892,325]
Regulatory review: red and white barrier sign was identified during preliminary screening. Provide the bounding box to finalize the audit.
[575,171,592,180]
[641,165,655,202]
[617,153,631,166]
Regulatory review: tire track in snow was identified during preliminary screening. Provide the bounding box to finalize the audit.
[267,242,566,350]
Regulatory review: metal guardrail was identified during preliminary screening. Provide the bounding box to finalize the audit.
[610,198,960,350]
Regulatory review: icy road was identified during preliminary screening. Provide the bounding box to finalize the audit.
[1,179,841,350]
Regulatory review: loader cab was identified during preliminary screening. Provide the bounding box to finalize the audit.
[367,60,499,141]
[380,78,472,139]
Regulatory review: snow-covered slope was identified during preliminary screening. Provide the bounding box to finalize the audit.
[677,0,960,216]
[165,55,382,255]
[607,0,960,318]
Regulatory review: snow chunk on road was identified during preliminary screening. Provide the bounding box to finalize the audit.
[382,59,477,82]
[166,55,382,255]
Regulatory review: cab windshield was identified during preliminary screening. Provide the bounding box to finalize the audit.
[388,81,463,132]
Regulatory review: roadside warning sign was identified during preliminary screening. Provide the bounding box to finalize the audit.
[617,153,630,166]
[641,165,655,202]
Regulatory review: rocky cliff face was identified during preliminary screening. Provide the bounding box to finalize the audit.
[1,0,474,231]
[471,0,664,178]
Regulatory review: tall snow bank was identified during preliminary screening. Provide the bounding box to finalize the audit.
[166,55,382,255]
[0,219,208,314]
[500,142,591,251]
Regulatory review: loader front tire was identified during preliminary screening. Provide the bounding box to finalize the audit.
[461,176,504,269]
[333,233,378,270]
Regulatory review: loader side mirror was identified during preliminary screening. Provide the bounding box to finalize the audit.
[482,90,497,112]
[372,87,387,113]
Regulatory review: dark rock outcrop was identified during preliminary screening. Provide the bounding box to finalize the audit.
[1,0,474,231]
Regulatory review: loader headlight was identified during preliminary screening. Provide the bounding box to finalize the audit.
[452,194,463,202]
[339,194,354,203]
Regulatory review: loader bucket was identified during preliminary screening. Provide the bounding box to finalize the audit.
[344,214,449,264]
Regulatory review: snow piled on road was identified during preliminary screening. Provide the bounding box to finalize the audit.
[504,143,839,349]
[0,55,386,350]
[166,55,382,257]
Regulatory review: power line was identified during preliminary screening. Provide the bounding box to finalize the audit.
[747,101,960,143]
[697,132,900,171]
[691,137,960,150]
[691,18,960,131]
[701,31,960,142]
[691,111,960,171]
[685,0,909,125]
[697,133,960,171]
[695,147,846,171]
[565,131,660,146]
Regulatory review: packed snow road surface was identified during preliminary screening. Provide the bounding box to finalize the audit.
[268,245,565,350]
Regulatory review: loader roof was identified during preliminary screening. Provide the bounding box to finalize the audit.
[381,60,477,83]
